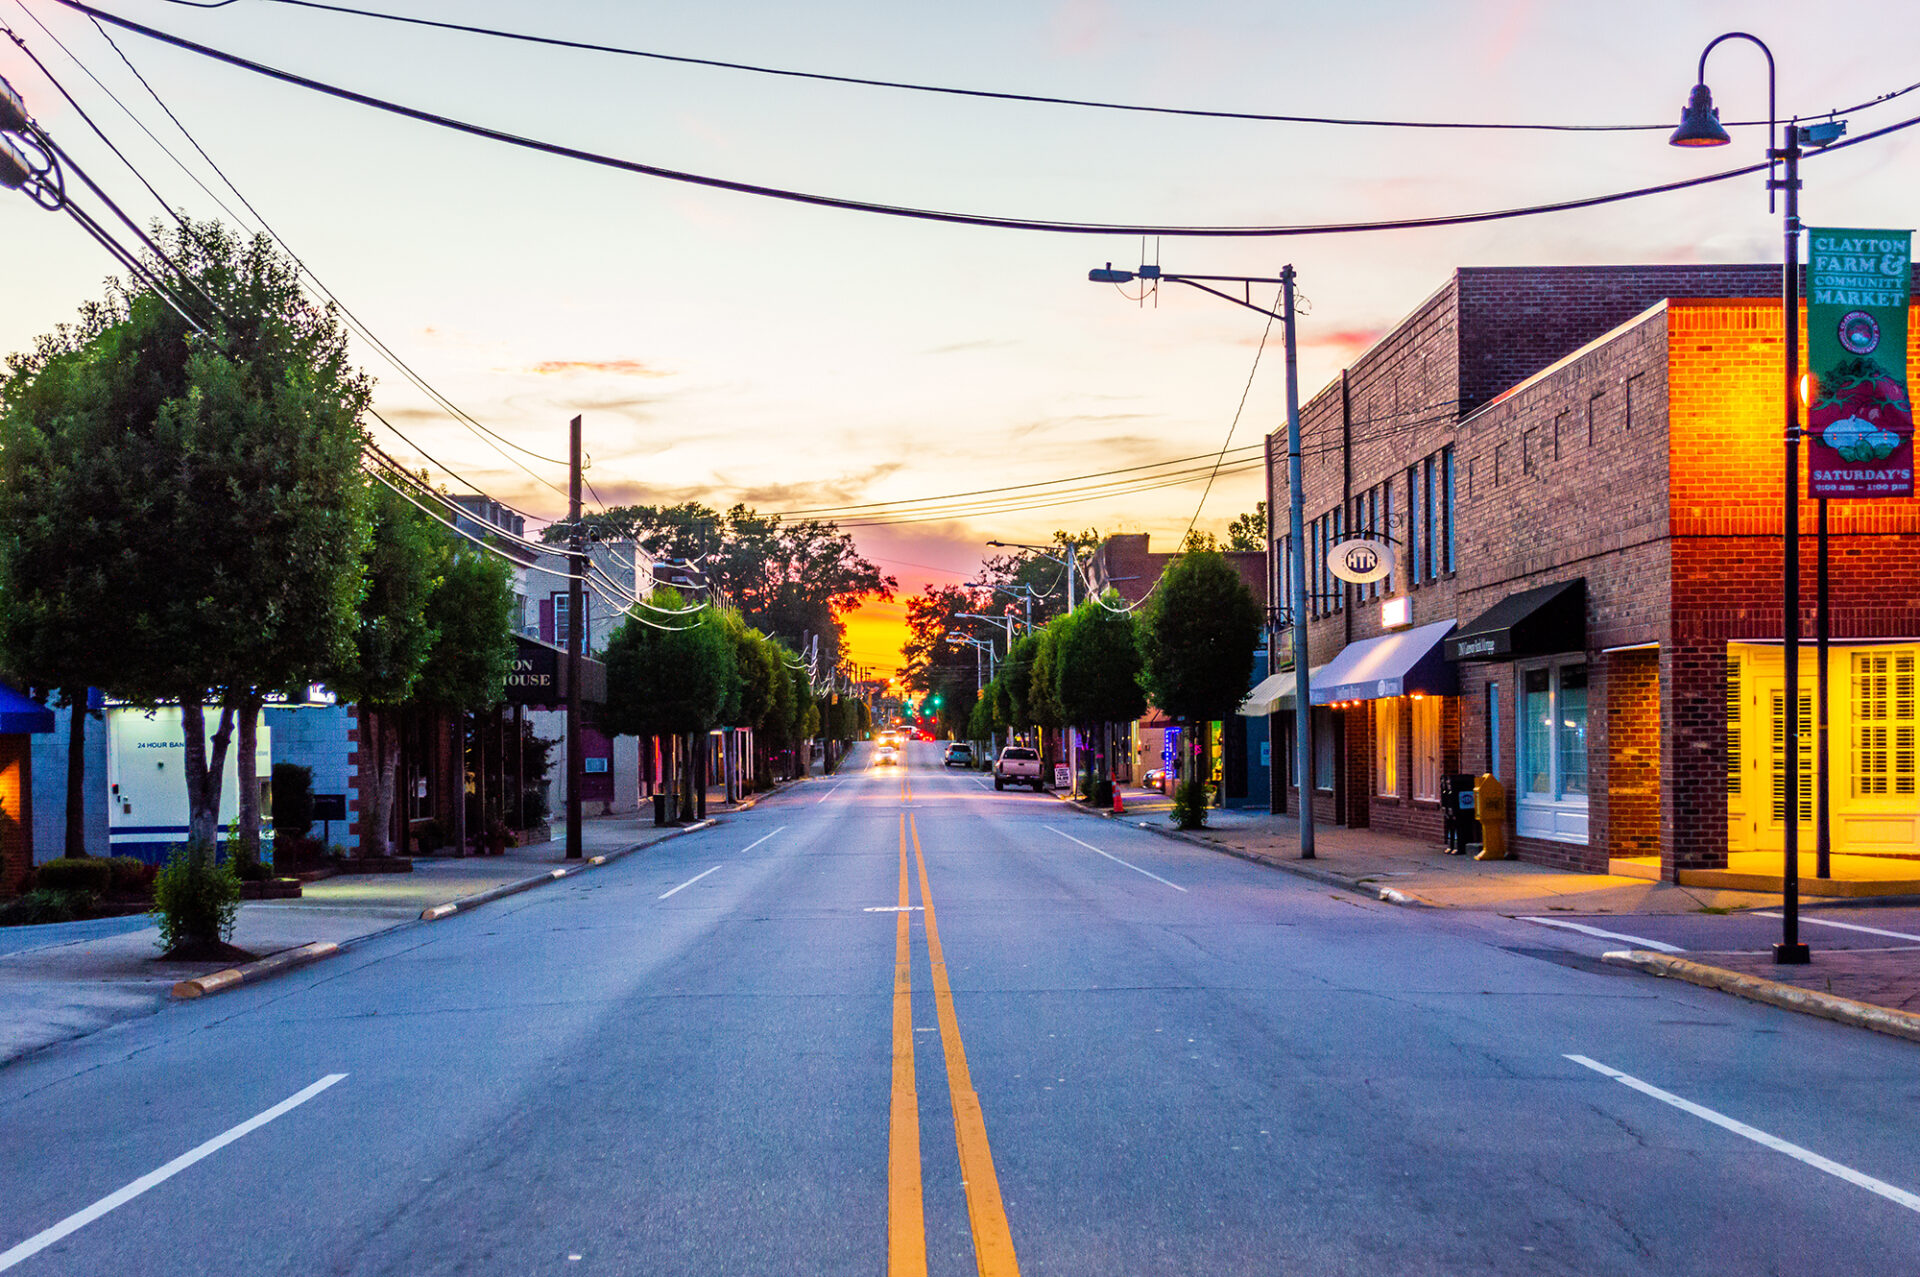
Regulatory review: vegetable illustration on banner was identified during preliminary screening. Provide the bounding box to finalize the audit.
[1806,229,1912,498]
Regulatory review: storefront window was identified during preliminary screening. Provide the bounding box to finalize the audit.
[1486,683,1502,782]
[1373,699,1398,797]
[1558,665,1588,798]
[1523,668,1552,795]
[1852,652,1918,798]
[1313,706,1335,792]
[1412,695,1442,801]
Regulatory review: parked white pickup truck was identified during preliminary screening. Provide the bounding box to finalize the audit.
[993,746,1045,792]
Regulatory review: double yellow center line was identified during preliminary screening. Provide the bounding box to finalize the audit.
[890,812,1021,1277]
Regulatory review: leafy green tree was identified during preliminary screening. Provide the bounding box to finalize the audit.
[1052,595,1146,798]
[1226,502,1268,552]
[1138,550,1262,819]
[414,546,515,852]
[326,483,447,855]
[1027,623,1066,732]
[600,589,735,818]
[0,220,370,867]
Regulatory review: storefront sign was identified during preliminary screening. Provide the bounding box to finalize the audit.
[1807,229,1913,498]
[1328,537,1394,585]
[506,636,560,704]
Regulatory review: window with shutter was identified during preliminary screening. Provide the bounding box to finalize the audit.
[1771,689,1814,824]
[1726,655,1742,797]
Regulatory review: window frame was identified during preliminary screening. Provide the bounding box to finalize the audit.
[1373,698,1399,797]
[1513,656,1591,845]
[1411,695,1443,802]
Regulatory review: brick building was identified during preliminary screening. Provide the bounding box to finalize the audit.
[1267,265,1920,878]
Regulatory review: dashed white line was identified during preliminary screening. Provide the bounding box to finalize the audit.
[1566,1054,1920,1214]
[1519,917,1684,953]
[0,1074,347,1272]
[1044,826,1187,892]
[737,827,785,855]
[816,782,845,804]
[659,865,723,899]
[1754,912,1920,944]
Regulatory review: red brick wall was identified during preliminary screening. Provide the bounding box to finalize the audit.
[1604,650,1661,858]
[1664,299,1920,874]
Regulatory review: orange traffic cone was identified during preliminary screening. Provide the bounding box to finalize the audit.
[1113,787,1125,814]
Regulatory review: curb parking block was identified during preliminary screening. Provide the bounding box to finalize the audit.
[1602,949,1920,1045]
[171,941,341,999]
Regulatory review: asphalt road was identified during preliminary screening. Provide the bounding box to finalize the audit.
[5,741,1920,1275]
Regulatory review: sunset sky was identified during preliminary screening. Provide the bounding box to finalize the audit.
[5,0,1918,672]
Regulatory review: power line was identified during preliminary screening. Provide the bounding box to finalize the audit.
[184,0,1920,136]
[68,2,1912,240]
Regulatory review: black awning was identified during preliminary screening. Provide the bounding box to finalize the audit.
[1445,578,1586,662]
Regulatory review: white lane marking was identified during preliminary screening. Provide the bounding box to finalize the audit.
[1519,917,1684,953]
[1566,1054,1920,1214]
[1754,912,1920,944]
[1044,826,1188,893]
[0,1073,347,1272]
[863,906,924,912]
[737,827,785,855]
[815,782,844,804]
[659,865,722,899]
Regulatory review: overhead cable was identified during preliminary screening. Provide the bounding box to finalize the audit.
[65,2,1911,240]
[182,0,1920,135]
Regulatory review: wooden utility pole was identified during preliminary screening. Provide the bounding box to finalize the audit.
[566,414,584,860]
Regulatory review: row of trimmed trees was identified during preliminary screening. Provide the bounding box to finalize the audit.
[966,551,1262,820]
[599,589,859,821]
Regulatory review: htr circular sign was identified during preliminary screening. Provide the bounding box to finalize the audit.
[1328,537,1394,585]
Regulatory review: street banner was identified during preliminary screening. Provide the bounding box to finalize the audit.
[1806,228,1912,498]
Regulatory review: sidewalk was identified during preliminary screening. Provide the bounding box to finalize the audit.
[1091,786,1778,915]
[1088,786,1920,1044]
[0,799,764,1068]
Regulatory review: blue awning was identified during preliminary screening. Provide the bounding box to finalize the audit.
[1310,620,1458,705]
[0,684,55,734]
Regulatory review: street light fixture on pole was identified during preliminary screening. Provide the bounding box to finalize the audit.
[987,540,1082,611]
[1088,261,1315,859]
[1670,32,1848,964]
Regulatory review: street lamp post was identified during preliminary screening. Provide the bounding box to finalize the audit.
[1671,32,1848,963]
[1088,262,1314,858]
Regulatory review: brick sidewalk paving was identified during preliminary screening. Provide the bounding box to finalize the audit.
[1692,948,1920,1016]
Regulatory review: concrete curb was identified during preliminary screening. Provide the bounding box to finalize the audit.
[1602,949,1920,1045]
[171,941,341,999]
[1045,791,1403,905]
[167,818,725,1000]
[420,819,716,920]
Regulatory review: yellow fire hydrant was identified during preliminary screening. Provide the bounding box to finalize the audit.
[1473,774,1508,861]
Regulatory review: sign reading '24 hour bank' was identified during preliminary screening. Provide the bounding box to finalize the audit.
[1806,228,1913,499]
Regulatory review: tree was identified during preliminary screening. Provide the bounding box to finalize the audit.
[0,220,371,865]
[326,483,447,856]
[414,546,515,855]
[1138,550,1262,821]
[600,589,735,819]
[545,501,894,670]
[1226,502,1268,552]
[1052,596,1146,798]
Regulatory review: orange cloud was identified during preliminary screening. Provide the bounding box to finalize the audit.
[527,359,671,377]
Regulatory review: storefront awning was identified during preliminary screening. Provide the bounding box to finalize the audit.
[1311,621,1457,704]
[1445,578,1586,662]
[1238,666,1328,716]
[0,684,55,734]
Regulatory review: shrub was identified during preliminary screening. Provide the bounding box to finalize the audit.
[152,843,241,952]
[233,856,274,882]
[0,888,95,926]
[106,856,155,898]
[1173,778,1209,830]
[33,857,112,896]
[415,819,444,853]
[1092,777,1114,808]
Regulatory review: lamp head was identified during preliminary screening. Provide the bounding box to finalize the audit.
[1088,263,1136,284]
[1670,83,1732,147]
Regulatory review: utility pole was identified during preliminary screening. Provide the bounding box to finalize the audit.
[1281,267,1314,859]
[566,414,584,860]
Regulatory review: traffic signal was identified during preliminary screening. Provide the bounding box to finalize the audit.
[931,694,942,708]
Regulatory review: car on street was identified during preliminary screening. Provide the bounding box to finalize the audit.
[993,746,1044,791]
[875,744,898,766]
[943,742,974,768]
